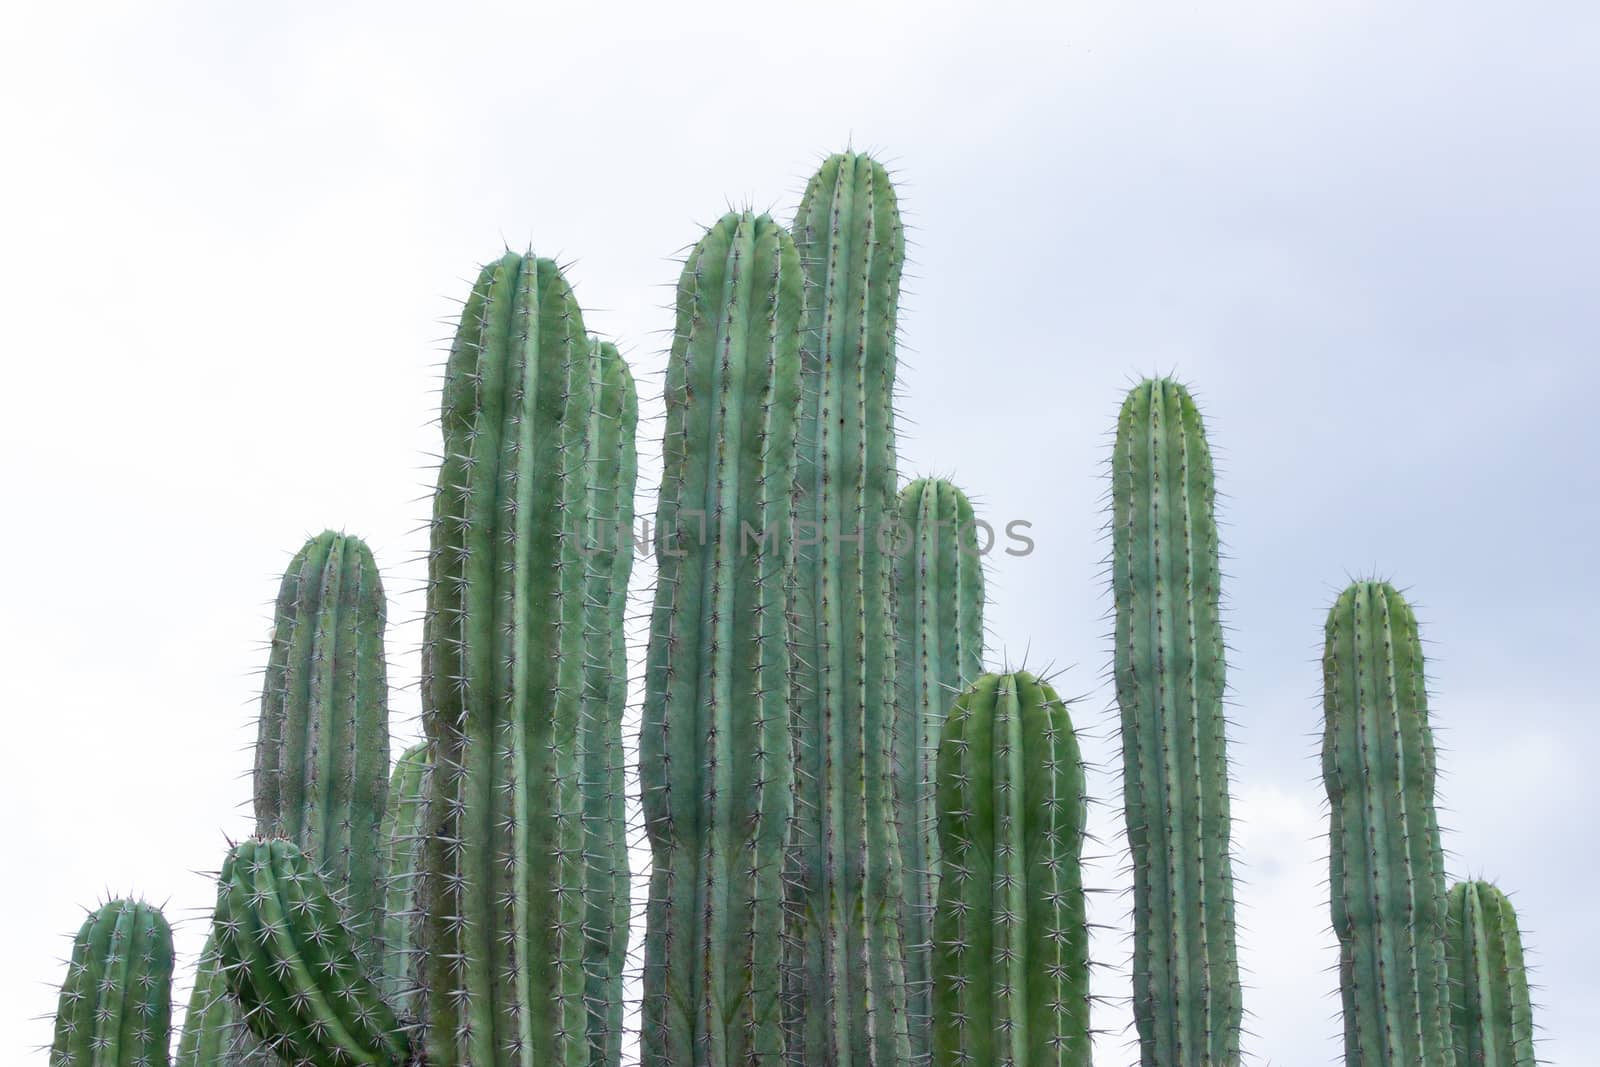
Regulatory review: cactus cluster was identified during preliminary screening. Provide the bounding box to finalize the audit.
[45,147,1548,1067]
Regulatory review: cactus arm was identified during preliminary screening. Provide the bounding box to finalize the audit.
[1322,581,1452,1065]
[253,531,391,965]
[174,934,242,1067]
[1111,378,1242,1066]
[892,477,984,1061]
[788,148,910,1067]
[640,211,803,1065]
[50,899,174,1067]
[1447,881,1537,1066]
[378,741,429,1015]
[932,672,1090,1067]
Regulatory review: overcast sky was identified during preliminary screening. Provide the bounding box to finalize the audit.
[3,2,1595,1063]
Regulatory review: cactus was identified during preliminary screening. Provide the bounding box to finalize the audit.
[1446,880,1537,1066]
[175,936,265,1067]
[931,671,1091,1067]
[580,337,638,1067]
[639,210,804,1065]
[892,477,985,1063]
[379,740,429,1016]
[50,899,174,1067]
[213,837,410,1067]
[254,529,392,962]
[786,149,911,1067]
[1110,377,1243,1066]
[416,251,632,1067]
[1321,580,1452,1066]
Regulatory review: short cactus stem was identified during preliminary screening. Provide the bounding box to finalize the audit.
[1447,881,1537,1066]
[379,740,429,1016]
[417,251,631,1067]
[1111,378,1243,1066]
[253,529,391,967]
[932,671,1091,1067]
[786,149,911,1067]
[213,837,410,1067]
[640,210,803,1066]
[892,477,985,1063]
[50,899,174,1067]
[1321,580,1451,1066]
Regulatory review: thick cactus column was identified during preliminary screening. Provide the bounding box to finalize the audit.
[1446,880,1537,1066]
[50,899,174,1067]
[581,337,637,1067]
[1321,580,1451,1066]
[418,251,631,1067]
[892,477,984,1064]
[786,149,911,1067]
[379,740,429,1016]
[253,529,392,963]
[1110,378,1243,1066]
[932,672,1091,1067]
[640,210,803,1066]
[214,837,409,1067]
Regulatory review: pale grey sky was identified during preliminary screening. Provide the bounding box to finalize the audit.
[3,2,1595,1064]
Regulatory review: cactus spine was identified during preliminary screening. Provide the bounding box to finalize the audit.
[640,210,804,1065]
[1111,378,1242,1066]
[1446,880,1537,1066]
[379,740,430,1016]
[50,899,174,1067]
[254,529,392,959]
[786,149,911,1067]
[1321,580,1451,1066]
[213,838,410,1067]
[932,672,1091,1067]
[892,477,984,1063]
[580,337,637,1067]
[417,251,631,1067]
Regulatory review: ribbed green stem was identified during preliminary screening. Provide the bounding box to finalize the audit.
[176,937,233,1067]
[1447,881,1537,1067]
[214,838,409,1067]
[641,210,803,1066]
[786,149,910,1067]
[418,252,628,1067]
[892,477,984,1065]
[253,530,391,968]
[1322,580,1451,1066]
[1111,378,1242,1066]
[379,741,429,1016]
[932,672,1090,1067]
[50,899,174,1067]
[581,338,637,1067]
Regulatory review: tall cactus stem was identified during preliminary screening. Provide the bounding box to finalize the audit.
[892,477,984,1064]
[1321,580,1451,1066]
[786,149,911,1067]
[1111,378,1243,1066]
[640,210,803,1066]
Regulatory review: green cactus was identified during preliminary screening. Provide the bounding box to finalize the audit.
[1322,580,1452,1066]
[1446,880,1538,1066]
[213,837,410,1067]
[931,671,1091,1067]
[786,149,911,1067]
[639,210,804,1065]
[379,740,429,1017]
[580,337,637,1067]
[50,899,174,1067]
[1110,377,1243,1066]
[253,529,392,962]
[175,937,264,1067]
[416,251,632,1067]
[892,477,985,1062]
